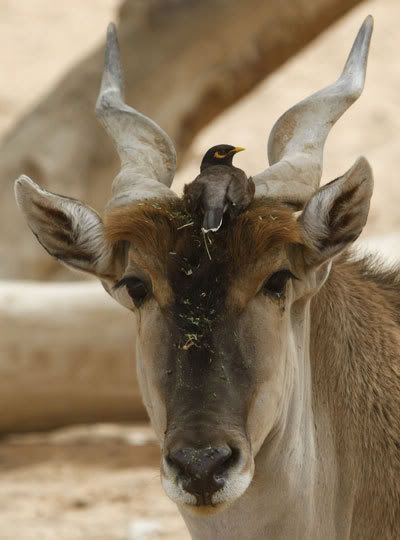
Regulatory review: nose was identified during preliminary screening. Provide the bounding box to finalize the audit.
[167,446,235,503]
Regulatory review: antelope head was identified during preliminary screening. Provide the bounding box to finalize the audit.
[15,18,374,512]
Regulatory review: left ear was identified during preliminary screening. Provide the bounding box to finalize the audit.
[15,175,114,278]
[299,157,373,266]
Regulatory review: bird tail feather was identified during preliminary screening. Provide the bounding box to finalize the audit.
[202,208,224,233]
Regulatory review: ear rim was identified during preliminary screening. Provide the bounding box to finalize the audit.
[298,157,373,267]
[14,175,114,279]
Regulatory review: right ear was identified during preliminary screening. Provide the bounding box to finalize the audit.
[15,175,114,278]
[298,157,373,267]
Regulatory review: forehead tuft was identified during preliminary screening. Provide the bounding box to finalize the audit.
[226,198,303,264]
[104,197,302,267]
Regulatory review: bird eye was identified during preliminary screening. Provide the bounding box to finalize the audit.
[114,276,149,307]
[262,269,295,298]
[214,151,226,159]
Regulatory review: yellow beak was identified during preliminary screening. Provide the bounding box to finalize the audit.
[232,146,245,154]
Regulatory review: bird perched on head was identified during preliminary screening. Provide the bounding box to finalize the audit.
[184,144,255,233]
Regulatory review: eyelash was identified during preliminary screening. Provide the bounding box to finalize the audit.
[114,276,149,307]
[262,269,296,298]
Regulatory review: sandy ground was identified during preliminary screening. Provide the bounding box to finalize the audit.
[1,0,400,539]
[0,424,188,540]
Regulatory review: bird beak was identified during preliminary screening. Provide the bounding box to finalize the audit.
[231,146,245,155]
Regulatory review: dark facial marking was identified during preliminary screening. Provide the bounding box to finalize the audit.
[157,218,254,444]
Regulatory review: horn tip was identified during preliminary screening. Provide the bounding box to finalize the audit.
[360,15,374,41]
[106,22,118,40]
[363,14,374,30]
[357,14,374,41]
[98,20,123,106]
[340,15,374,91]
[105,22,120,58]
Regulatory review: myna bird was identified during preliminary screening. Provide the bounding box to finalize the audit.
[184,144,255,232]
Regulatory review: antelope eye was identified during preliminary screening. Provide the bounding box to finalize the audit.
[114,276,149,307]
[262,269,295,298]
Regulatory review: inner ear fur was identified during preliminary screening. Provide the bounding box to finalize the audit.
[298,157,373,266]
[15,175,113,277]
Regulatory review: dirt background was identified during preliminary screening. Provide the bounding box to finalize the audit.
[0,0,399,539]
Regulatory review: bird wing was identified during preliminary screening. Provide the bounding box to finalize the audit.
[184,166,254,233]
[226,168,255,210]
[201,169,233,207]
[189,168,230,232]
[200,168,236,232]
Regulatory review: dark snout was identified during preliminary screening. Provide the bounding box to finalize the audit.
[161,324,254,507]
[167,445,238,504]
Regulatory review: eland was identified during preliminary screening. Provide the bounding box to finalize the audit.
[15,16,400,539]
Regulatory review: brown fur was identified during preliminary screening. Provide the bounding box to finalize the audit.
[105,198,302,271]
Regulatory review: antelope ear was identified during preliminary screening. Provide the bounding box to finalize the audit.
[299,157,373,266]
[15,175,113,277]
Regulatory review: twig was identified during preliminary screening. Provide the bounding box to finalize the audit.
[177,221,194,230]
[202,230,212,260]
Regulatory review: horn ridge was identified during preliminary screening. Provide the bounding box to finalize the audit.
[96,23,177,208]
[254,16,373,207]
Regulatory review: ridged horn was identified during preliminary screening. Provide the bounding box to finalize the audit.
[96,23,177,209]
[253,15,373,208]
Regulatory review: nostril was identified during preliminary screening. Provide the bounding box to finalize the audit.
[212,446,239,482]
[225,446,240,468]
[211,446,233,472]
[166,445,239,498]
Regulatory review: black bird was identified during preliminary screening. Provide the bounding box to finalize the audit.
[184,144,255,232]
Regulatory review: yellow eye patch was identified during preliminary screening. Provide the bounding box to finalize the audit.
[214,151,226,159]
